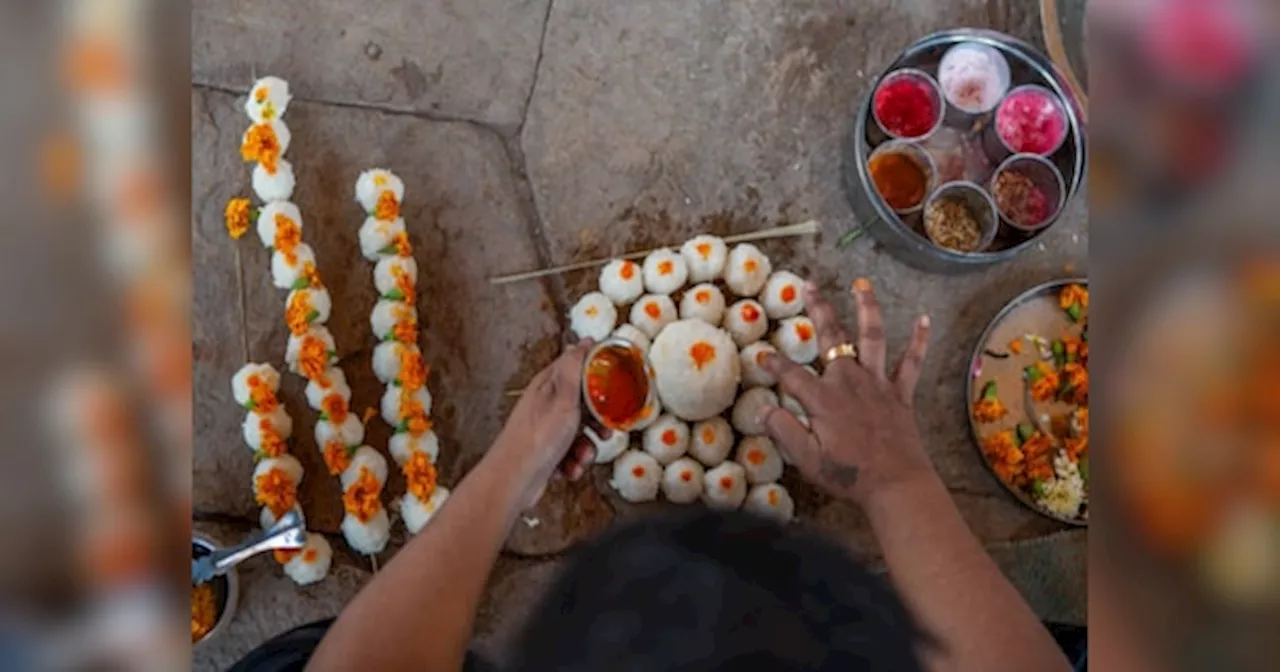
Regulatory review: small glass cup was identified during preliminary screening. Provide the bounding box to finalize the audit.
[871,68,945,142]
[984,84,1070,161]
[581,337,657,432]
[922,181,999,253]
[867,140,938,216]
[193,536,239,647]
[990,153,1067,232]
[938,42,1011,128]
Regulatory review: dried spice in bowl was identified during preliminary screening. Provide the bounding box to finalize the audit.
[924,191,989,253]
[993,170,1052,228]
[868,150,929,212]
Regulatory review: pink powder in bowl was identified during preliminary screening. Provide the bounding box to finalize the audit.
[995,87,1068,156]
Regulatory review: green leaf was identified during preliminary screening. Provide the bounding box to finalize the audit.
[383,289,405,301]
[980,380,998,401]
[1023,365,1042,382]
[1031,479,1047,497]
[392,378,402,388]
[345,444,361,458]
[253,450,267,463]
[318,411,329,422]
[1016,423,1036,446]
[378,242,397,255]
[306,309,320,322]
[291,276,310,290]
[1065,303,1082,323]
[1051,340,1065,368]
[243,400,256,411]
[396,419,409,432]
[1079,457,1089,484]
[328,349,338,358]
[836,226,865,249]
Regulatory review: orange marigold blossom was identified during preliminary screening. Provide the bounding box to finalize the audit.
[374,191,400,221]
[392,317,417,344]
[297,337,331,383]
[403,451,438,502]
[342,467,383,523]
[391,265,416,303]
[224,198,251,239]
[399,350,429,391]
[258,423,288,458]
[255,468,297,518]
[1060,283,1088,310]
[322,441,352,476]
[274,549,301,564]
[321,394,349,424]
[240,123,282,173]
[971,398,1007,423]
[273,214,302,264]
[247,379,279,413]
[285,291,315,336]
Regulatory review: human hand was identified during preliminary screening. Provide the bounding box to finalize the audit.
[758,279,935,506]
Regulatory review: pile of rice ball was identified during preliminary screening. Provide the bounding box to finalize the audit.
[570,235,820,523]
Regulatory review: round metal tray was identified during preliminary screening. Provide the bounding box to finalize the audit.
[844,29,1087,273]
[965,277,1088,526]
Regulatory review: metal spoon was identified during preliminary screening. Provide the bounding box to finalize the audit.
[192,510,306,585]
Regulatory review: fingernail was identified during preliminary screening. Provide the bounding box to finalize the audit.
[920,315,931,328]
[853,277,872,293]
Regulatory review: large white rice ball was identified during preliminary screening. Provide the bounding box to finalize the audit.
[599,259,644,305]
[304,368,351,410]
[650,319,740,421]
[271,244,318,290]
[253,159,296,203]
[642,414,690,465]
[371,299,415,341]
[390,430,440,467]
[610,450,661,503]
[744,483,795,523]
[740,342,779,387]
[374,256,418,298]
[688,416,734,466]
[724,243,772,297]
[259,503,305,531]
[288,287,333,329]
[773,316,819,364]
[724,299,768,347]
[315,415,364,451]
[679,283,726,326]
[342,509,390,556]
[382,385,433,427]
[629,294,678,338]
[612,324,651,354]
[232,363,281,408]
[589,428,630,464]
[341,446,389,490]
[256,201,303,249]
[242,406,294,450]
[372,342,418,384]
[283,533,333,586]
[355,169,406,214]
[402,487,451,534]
[680,235,728,283]
[732,387,780,436]
[736,436,784,485]
[245,76,292,123]
[642,249,688,295]
[661,457,706,504]
[286,326,336,375]
[703,462,748,510]
[359,217,407,261]
[759,271,806,320]
[253,454,304,490]
[570,292,617,342]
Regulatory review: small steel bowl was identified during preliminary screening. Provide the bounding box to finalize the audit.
[581,337,657,432]
[193,535,239,647]
[990,153,1067,232]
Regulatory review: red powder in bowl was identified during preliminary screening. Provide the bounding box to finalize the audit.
[995,88,1067,156]
[873,76,939,139]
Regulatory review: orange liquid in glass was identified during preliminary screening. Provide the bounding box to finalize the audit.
[585,345,649,429]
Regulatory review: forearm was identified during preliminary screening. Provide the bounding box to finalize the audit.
[308,435,531,672]
[864,470,1070,672]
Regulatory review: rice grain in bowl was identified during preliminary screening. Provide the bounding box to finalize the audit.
[649,319,741,422]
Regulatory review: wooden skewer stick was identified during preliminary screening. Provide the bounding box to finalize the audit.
[488,219,821,285]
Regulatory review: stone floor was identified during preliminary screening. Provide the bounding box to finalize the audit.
[193,0,1086,668]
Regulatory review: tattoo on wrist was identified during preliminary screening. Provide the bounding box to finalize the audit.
[820,458,860,489]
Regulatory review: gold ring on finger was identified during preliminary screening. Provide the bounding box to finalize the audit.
[822,343,858,364]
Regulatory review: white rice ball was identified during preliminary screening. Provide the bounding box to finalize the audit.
[286,326,336,375]
[569,292,617,342]
[382,385,433,427]
[680,235,728,283]
[253,454,304,490]
[612,324,651,354]
[724,299,769,348]
[374,256,418,299]
[740,342,779,387]
[599,259,644,306]
[650,319,741,421]
[244,76,292,123]
[271,244,318,290]
[744,483,795,523]
[703,462,748,510]
[642,249,688,295]
[259,503,305,531]
[736,436,785,485]
[372,342,418,384]
[402,487,450,535]
[688,416,734,466]
[253,158,296,203]
[773,316,819,365]
[341,446,389,490]
[371,299,417,341]
[732,387,780,436]
[589,428,630,464]
[724,243,772,297]
[355,169,406,214]
[256,201,303,249]
[359,217,407,261]
[231,363,281,408]
[288,287,333,328]
[305,368,351,410]
[315,415,364,451]
[390,430,440,467]
[242,406,294,450]
[661,457,706,504]
[242,119,292,159]
[629,294,678,339]
[342,508,390,556]
[679,283,727,326]
[630,398,664,431]
[759,271,806,320]
[283,533,332,586]
[642,414,690,465]
[609,450,662,503]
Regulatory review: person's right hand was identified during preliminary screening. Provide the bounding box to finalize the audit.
[758,279,936,506]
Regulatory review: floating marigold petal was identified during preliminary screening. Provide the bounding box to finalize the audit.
[690,341,716,370]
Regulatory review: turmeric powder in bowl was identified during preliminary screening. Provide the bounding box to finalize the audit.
[867,141,935,214]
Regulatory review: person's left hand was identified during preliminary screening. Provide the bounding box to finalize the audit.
[497,340,598,509]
